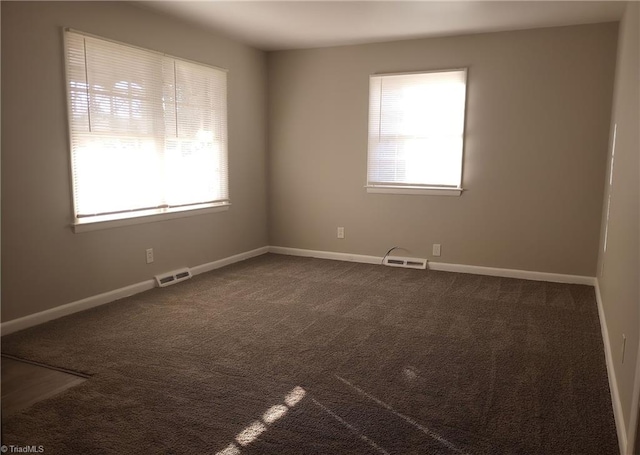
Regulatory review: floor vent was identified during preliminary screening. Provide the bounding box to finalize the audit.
[383,256,427,270]
[155,268,192,287]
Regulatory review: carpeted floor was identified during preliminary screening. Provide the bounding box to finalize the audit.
[1,253,618,454]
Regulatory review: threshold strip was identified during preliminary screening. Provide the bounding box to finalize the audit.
[1,354,92,378]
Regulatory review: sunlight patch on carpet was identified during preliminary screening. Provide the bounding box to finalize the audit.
[284,386,306,406]
[236,421,267,446]
[215,385,307,455]
[216,443,241,455]
[402,366,418,382]
[263,404,288,424]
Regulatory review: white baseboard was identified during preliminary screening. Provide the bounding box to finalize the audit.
[1,246,270,337]
[269,246,595,285]
[428,261,595,285]
[595,279,627,455]
[0,280,156,336]
[269,246,381,265]
[190,246,270,275]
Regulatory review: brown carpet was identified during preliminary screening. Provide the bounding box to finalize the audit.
[1,253,618,454]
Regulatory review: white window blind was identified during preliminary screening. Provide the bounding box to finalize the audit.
[64,30,228,223]
[367,69,467,191]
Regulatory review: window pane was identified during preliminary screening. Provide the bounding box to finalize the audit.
[65,30,229,221]
[73,136,164,215]
[164,139,225,206]
[367,70,467,189]
[84,38,166,137]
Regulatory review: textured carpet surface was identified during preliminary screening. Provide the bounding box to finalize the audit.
[1,254,618,454]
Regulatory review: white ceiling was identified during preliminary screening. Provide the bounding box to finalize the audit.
[141,1,626,51]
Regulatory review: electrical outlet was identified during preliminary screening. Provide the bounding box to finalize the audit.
[432,244,441,257]
[337,227,345,239]
[146,248,154,264]
[622,334,627,364]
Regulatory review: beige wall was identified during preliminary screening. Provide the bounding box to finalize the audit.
[597,3,640,448]
[1,2,269,322]
[268,23,618,276]
[0,5,624,323]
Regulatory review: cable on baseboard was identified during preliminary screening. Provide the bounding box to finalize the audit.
[381,246,401,265]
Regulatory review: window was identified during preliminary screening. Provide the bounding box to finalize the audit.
[64,30,228,229]
[366,69,467,196]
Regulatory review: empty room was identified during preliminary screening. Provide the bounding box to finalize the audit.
[1,1,638,453]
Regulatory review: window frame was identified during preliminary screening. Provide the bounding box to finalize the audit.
[62,28,230,232]
[365,68,468,197]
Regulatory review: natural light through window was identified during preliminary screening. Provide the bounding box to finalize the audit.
[366,69,467,195]
[602,123,617,275]
[283,386,306,407]
[64,30,229,227]
[235,421,267,446]
[215,386,307,455]
[262,405,288,424]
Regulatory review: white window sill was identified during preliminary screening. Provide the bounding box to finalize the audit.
[365,186,463,196]
[72,202,230,233]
